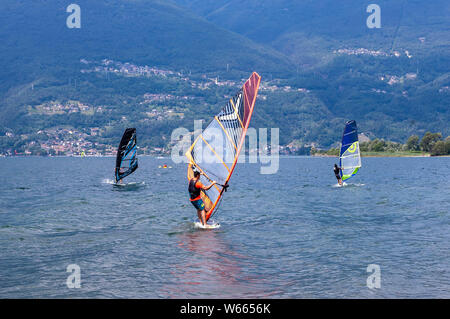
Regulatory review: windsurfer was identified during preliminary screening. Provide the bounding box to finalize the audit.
[189,171,217,226]
[334,164,343,186]
[115,168,127,184]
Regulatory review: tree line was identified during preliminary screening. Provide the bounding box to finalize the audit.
[312,132,450,156]
[404,132,450,156]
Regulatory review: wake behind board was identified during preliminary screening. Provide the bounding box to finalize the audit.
[335,182,365,188]
[113,181,145,187]
[334,182,348,187]
[194,222,220,230]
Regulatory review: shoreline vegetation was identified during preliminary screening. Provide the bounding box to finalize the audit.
[1,132,449,158]
[312,152,432,157]
[3,153,450,159]
[311,132,450,157]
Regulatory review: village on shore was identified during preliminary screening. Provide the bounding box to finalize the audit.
[2,56,448,158]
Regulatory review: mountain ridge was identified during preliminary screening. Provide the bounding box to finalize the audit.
[0,0,448,155]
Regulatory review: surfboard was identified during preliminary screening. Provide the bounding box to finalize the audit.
[194,222,221,230]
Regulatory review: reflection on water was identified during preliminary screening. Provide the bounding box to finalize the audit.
[163,228,274,298]
[164,230,242,298]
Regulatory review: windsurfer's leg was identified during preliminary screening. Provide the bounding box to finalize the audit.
[196,210,206,225]
[199,210,207,226]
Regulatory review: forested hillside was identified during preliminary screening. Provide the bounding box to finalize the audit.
[0,0,448,155]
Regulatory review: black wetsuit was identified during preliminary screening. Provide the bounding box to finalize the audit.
[334,166,341,180]
[188,178,201,200]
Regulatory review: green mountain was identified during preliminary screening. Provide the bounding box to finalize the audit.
[174,0,449,66]
[0,0,292,96]
[0,0,449,155]
[174,0,450,143]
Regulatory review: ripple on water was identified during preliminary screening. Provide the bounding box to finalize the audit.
[0,156,449,298]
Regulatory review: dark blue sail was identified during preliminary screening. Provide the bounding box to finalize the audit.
[340,120,358,156]
[115,128,138,182]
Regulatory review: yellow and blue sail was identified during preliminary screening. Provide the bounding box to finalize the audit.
[339,120,361,181]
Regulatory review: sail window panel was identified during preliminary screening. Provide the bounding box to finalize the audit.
[193,138,229,185]
[203,120,236,167]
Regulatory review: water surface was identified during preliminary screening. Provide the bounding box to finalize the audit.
[0,156,449,298]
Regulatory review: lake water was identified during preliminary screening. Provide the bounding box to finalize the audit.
[0,156,449,298]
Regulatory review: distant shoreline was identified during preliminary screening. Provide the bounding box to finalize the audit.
[0,154,167,158]
[2,153,450,159]
[311,152,449,158]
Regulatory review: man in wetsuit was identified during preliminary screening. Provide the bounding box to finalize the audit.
[115,168,126,184]
[334,163,343,186]
[189,171,217,226]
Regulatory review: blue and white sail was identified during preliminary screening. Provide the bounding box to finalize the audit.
[115,128,138,182]
[339,120,361,181]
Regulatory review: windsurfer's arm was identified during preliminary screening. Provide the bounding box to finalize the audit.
[195,180,216,191]
[197,173,217,190]
[203,181,217,191]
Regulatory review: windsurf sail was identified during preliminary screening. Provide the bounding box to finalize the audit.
[115,128,138,183]
[339,120,361,181]
[186,72,261,221]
